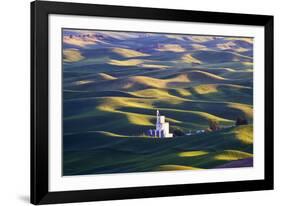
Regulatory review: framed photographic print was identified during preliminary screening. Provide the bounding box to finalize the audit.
[31,0,274,204]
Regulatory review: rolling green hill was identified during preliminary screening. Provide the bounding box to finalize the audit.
[64,125,253,175]
[62,29,253,175]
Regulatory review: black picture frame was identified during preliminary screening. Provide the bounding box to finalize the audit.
[31,0,274,204]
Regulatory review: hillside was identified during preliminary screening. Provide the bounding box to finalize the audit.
[64,125,253,175]
[62,29,253,175]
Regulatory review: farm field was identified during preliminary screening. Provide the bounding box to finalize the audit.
[63,29,253,176]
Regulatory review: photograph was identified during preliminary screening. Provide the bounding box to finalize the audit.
[62,29,254,176]
[29,1,274,204]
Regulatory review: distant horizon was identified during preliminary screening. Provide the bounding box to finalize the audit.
[63,28,254,39]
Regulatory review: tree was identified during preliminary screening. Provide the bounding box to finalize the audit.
[173,129,185,137]
[236,117,248,126]
[209,119,220,131]
[171,127,185,137]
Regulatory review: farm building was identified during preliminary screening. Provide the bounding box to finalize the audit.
[147,110,173,138]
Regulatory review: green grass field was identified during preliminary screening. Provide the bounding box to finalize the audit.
[64,125,253,175]
[63,29,253,175]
